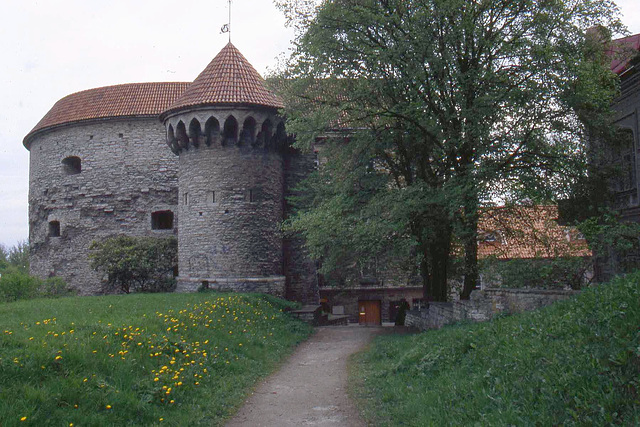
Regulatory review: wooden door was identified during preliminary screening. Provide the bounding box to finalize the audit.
[358,300,381,326]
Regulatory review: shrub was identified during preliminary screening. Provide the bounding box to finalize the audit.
[0,269,74,303]
[480,256,592,290]
[41,276,76,298]
[579,213,640,278]
[0,269,41,302]
[89,236,178,294]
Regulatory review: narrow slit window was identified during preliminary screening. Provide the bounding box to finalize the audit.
[49,221,61,237]
[184,192,189,206]
[151,211,174,230]
[246,189,257,203]
[208,191,216,204]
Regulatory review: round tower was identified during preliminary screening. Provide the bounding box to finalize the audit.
[160,43,287,295]
[23,83,184,294]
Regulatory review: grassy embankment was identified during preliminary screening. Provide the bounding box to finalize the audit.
[351,272,640,426]
[0,292,312,426]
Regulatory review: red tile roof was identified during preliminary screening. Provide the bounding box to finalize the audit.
[609,33,640,75]
[24,82,189,147]
[161,42,284,118]
[478,205,591,260]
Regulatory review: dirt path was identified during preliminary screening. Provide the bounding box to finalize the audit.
[225,325,383,427]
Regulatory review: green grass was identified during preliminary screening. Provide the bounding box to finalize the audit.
[0,292,312,426]
[350,272,640,426]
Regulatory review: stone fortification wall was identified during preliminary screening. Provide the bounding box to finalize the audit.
[283,150,320,304]
[175,144,284,292]
[28,118,178,294]
[167,108,285,295]
[405,287,579,330]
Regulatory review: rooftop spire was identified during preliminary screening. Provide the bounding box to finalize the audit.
[220,0,232,43]
[160,43,284,118]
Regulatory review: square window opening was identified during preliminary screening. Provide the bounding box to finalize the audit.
[49,221,61,237]
[151,210,174,230]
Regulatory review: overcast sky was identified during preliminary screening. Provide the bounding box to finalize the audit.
[1,1,639,248]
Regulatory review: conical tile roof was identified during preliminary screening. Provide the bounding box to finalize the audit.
[161,43,284,118]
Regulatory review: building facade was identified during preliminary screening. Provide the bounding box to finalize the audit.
[24,43,318,302]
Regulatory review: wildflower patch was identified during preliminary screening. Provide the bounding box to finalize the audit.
[0,292,311,426]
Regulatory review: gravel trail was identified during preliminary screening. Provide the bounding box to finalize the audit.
[225,325,383,427]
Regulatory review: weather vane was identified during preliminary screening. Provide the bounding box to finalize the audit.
[220,0,232,42]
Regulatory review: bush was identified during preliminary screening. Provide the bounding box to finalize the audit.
[90,236,178,294]
[0,269,75,303]
[41,276,76,298]
[0,269,41,302]
[481,256,592,290]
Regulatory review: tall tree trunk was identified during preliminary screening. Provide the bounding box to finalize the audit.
[460,191,479,300]
[419,219,452,302]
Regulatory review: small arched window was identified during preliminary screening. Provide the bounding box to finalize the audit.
[240,117,257,146]
[205,117,220,146]
[49,221,61,237]
[62,156,81,175]
[223,116,238,146]
[176,121,189,149]
[189,118,202,147]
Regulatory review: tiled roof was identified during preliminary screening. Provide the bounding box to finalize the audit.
[161,43,284,117]
[609,33,640,75]
[477,205,591,260]
[24,82,189,147]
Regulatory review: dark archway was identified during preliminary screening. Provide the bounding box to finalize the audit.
[189,118,203,148]
[176,121,189,150]
[257,119,273,148]
[222,116,238,146]
[205,117,220,146]
[240,116,257,146]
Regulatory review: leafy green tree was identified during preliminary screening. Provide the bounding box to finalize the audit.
[0,244,8,271]
[8,240,29,274]
[276,0,623,300]
[89,236,178,294]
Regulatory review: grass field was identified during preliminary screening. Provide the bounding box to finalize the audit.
[0,292,312,426]
[351,272,640,426]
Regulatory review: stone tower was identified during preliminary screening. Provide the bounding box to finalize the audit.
[159,43,288,295]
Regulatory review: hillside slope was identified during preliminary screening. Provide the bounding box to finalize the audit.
[351,272,640,426]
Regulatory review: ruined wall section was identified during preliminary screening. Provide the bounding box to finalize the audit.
[28,118,178,294]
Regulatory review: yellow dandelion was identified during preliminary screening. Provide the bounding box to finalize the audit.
[106,405,112,410]
[20,416,27,421]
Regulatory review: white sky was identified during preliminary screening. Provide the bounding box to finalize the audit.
[0,0,639,247]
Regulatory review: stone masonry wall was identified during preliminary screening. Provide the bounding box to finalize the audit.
[283,149,320,304]
[405,287,579,330]
[28,118,178,294]
[321,287,423,323]
[175,133,285,294]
